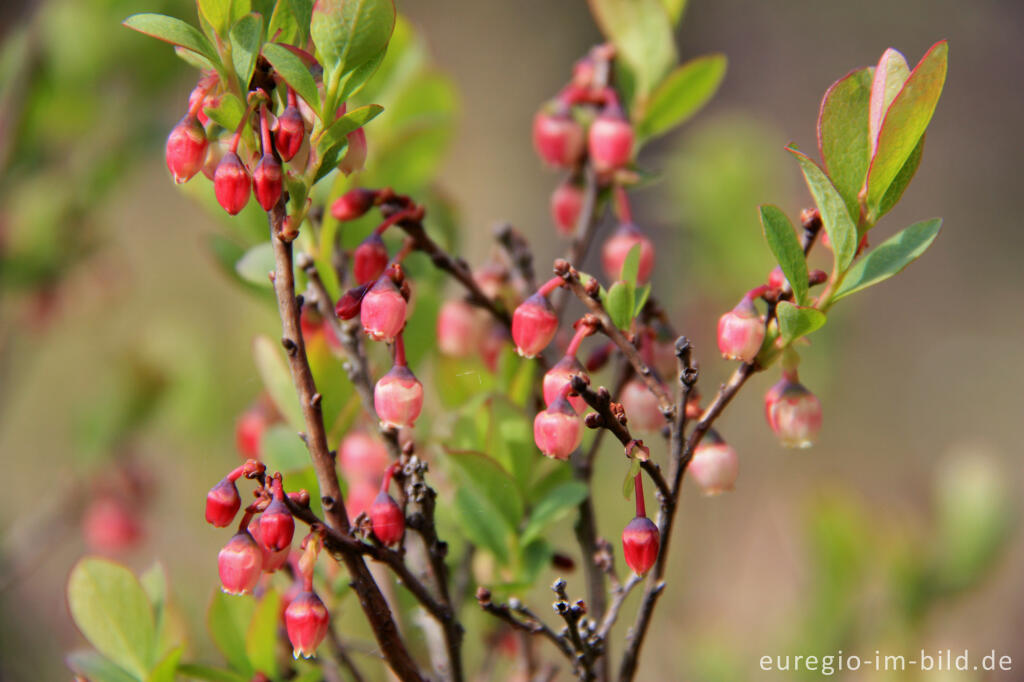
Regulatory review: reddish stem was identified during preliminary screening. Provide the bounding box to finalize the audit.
[565,321,595,358]
[237,510,254,534]
[537,276,565,299]
[634,474,646,518]
[393,332,407,367]
[380,462,401,493]
[287,86,298,108]
[614,185,633,224]
[259,104,273,155]
[744,284,772,302]
[374,207,420,236]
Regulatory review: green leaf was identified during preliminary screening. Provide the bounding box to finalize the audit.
[661,0,687,24]
[207,592,255,676]
[260,424,311,472]
[123,14,220,66]
[520,538,553,584]
[311,0,396,79]
[759,205,809,305]
[176,663,248,682]
[246,590,281,677]
[633,282,652,317]
[876,134,924,220]
[262,42,321,113]
[197,0,232,37]
[234,242,275,288]
[252,335,305,432]
[832,218,941,301]
[868,48,910,156]
[317,104,384,159]
[864,41,948,215]
[587,0,676,104]
[619,243,641,287]
[776,301,826,345]
[521,482,590,545]
[637,54,726,141]
[204,92,247,132]
[288,0,315,44]
[622,458,642,499]
[453,485,511,563]
[817,66,873,221]
[68,558,156,679]
[446,450,523,528]
[605,280,635,331]
[147,647,182,682]
[230,14,264,91]
[66,651,139,682]
[788,146,858,271]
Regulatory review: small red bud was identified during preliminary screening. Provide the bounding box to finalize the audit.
[550,181,584,236]
[205,477,241,527]
[533,105,584,168]
[619,379,663,432]
[352,233,388,285]
[717,297,764,364]
[285,590,330,659]
[588,108,634,173]
[253,153,283,211]
[584,341,614,372]
[339,126,367,175]
[602,224,654,283]
[214,152,251,215]
[218,531,263,595]
[512,294,558,358]
[274,105,305,162]
[533,395,582,460]
[374,365,423,429]
[768,266,789,290]
[621,516,659,576]
[764,376,822,448]
[543,356,587,414]
[258,500,294,552]
[82,497,143,553]
[249,515,290,572]
[369,491,405,545]
[689,429,738,495]
[165,115,208,184]
[331,188,377,221]
[339,432,390,482]
[360,276,407,342]
[336,283,369,320]
[437,300,485,357]
[236,407,267,459]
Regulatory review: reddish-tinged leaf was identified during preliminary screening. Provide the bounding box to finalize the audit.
[817,66,873,222]
[868,48,910,156]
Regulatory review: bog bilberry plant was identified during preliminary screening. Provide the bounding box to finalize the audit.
[64,1,949,681]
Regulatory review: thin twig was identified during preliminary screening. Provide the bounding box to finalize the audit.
[476,588,578,667]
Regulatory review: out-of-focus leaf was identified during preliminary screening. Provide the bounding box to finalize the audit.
[605,281,634,331]
[288,0,314,44]
[252,335,305,432]
[207,592,255,676]
[521,482,590,545]
[66,651,139,682]
[622,458,642,499]
[453,485,510,563]
[831,218,941,301]
[520,538,553,585]
[587,0,676,104]
[245,590,281,678]
[311,0,395,95]
[760,205,809,305]
[260,424,311,471]
[176,664,248,682]
[123,14,220,66]
[868,49,910,156]
[229,14,264,90]
[620,242,641,286]
[864,41,948,216]
[262,43,320,113]
[68,558,156,679]
[776,302,826,345]
[661,0,687,24]
[147,647,182,682]
[234,242,275,288]
[636,54,726,141]
[788,147,858,271]
[446,449,523,528]
[818,66,873,221]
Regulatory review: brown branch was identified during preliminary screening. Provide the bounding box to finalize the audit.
[266,202,424,682]
[555,261,675,421]
[495,222,538,294]
[551,578,599,681]
[476,588,578,671]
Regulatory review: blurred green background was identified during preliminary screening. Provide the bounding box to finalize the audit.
[1,0,1021,680]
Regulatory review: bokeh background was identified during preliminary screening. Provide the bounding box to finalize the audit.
[1,0,1022,679]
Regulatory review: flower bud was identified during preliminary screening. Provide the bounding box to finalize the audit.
[602,223,654,283]
[165,115,208,184]
[274,105,305,162]
[688,429,738,495]
[285,590,330,659]
[550,181,584,236]
[336,283,369,320]
[437,300,485,357]
[768,266,789,291]
[214,151,251,215]
[532,105,584,167]
[588,108,634,173]
[252,153,283,211]
[360,276,407,342]
[249,515,290,572]
[339,127,367,175]
[620,379,663,432]
[353,233,388,285]
[374,365,424,429]
[339,432,390,482]
[533,395,582,459]
[764,376,822,448]
[717,297,764,364]
[621,516,659,576]
[369,491,405,545]
[512,294,558,358]
[82,497,143,553]
[205,477,241,527]
[259,500,294,553]
[543,356,587,413]
[345,481,379,519]
[218,531,263,595]
[331,188,377,221]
